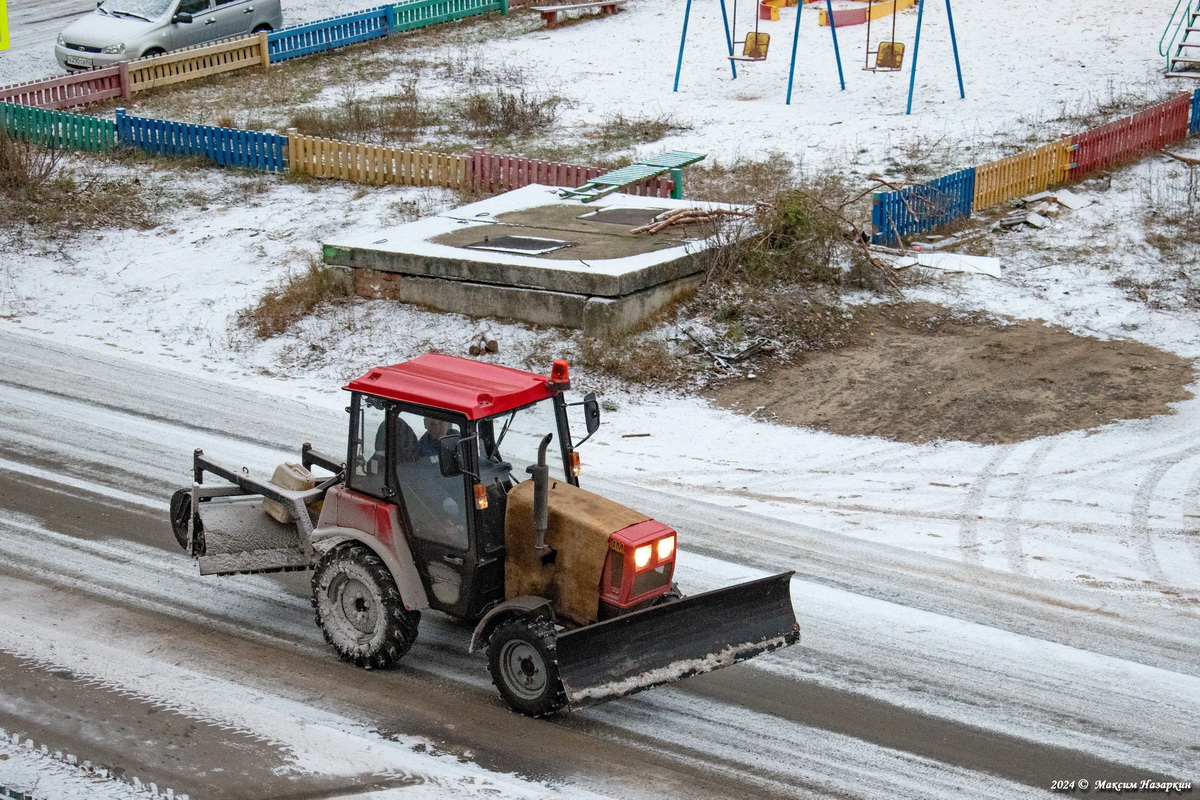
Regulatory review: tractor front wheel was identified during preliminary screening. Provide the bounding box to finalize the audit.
[487,618,566,717]
[312,545,419,669]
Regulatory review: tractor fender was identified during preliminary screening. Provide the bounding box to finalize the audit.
[469,596,555,654]
[310,525,431,611]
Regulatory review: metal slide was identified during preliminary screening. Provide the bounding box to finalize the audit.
[555,572,800,709]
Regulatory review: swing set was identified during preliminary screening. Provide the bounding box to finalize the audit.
[672,0,965,114]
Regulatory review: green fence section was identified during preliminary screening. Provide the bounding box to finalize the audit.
[0,102,115,151]
[391,0,506,33]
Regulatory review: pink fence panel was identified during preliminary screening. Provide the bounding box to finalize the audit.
[0,66,127,110]
[468,150,673,197]
[1071,93,1191,179]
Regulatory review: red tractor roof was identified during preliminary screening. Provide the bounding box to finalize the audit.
[344,354,558,420]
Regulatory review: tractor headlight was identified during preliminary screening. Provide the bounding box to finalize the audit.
[633,544,652,569]
[657,535,675,561]
[102,42,126,54]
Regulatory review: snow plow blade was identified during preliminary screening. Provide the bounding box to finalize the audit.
[555,572,799,710]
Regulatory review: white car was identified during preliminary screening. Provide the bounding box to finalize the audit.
[55,0,284,71]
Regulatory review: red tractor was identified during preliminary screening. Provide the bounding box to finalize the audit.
[170,354,798,715]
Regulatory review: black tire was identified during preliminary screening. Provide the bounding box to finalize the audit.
[487,618,566,717]
[168,489,205,556]
[252,23,273,33]
[140,48,165,59]
[312,545,419,669]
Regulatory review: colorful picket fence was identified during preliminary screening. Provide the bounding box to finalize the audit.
[973,139,1072,212]
[128,32,271,93]
[0,66,125,110]
[0,102,116,151]
[1071,93,1192,179]
[288,132,468,186]
[469,150,674,197]
[872,168,975,245]
[116,108,288,172]
[872,91,1200,245]
[392,0,506,33]
[268,7,392,62]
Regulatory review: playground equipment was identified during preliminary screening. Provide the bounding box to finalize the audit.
[816,0,915,29]
[1161,0,1200,77]
[864,0,904,70]
[673,0,846,103]
[673,0,963,112]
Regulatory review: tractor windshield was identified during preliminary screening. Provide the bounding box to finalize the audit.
[478,399,566,486]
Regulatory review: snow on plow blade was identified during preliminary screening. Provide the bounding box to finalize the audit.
[556,572,799,710]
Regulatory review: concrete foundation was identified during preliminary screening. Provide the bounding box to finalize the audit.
[322,185,740,335]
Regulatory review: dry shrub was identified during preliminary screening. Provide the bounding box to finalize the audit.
[0,127,62,200]
[683,154,798,204]
[573,335,696,387]
[238,260,355,338]
[456,90,562,139]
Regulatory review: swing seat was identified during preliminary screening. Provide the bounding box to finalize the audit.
[874,40,904,69]
[729,32,770,61]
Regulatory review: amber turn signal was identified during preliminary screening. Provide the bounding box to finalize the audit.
[474,483,488,510]
[570,451,581,476]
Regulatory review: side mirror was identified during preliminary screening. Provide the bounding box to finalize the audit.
[172,12,193,23]
[583,392,601,435]
[438,435,463,477]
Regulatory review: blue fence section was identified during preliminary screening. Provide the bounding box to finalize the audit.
[268,7,392,62]
[871,167,976,246]
[116,109,288,172]
[1191,88,1200,137]
[392,0,506,33]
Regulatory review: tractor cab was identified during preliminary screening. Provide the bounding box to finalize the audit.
[341,354,597,620]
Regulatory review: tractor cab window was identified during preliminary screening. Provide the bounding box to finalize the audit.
[393,409,469,551]
[480,400,566,485]
[348,394,388,498]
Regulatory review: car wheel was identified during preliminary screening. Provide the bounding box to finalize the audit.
[140,47,166,59]
[252,24,272,33]
[312,544,420,669]
[487,618,566,717]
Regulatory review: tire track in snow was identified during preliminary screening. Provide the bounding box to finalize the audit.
[957,445,1014,564]
[1129,441,1200,586]
[1002,440,1055,575]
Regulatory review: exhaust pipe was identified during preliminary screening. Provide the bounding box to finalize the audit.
[527,434,553,553]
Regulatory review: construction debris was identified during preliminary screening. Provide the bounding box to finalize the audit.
[996,188,1093,231]
[893,252,1002,279]
[683,328,776,370]
[631,207,754,235]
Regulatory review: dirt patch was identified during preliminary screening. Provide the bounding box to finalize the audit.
[708,302,1196,444]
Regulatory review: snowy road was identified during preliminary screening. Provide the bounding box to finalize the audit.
[0,329,1194,799]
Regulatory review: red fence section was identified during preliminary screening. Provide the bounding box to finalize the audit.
[0,66,127,110]
[468,150,674,197]
[1071,93,1192,179]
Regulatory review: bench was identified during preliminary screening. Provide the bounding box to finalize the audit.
[529,0,628,29]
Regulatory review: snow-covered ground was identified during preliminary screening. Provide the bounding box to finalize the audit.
[1,0,1199,797]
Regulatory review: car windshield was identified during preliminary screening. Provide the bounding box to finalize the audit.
[100,0,174,19]
[478,401,566,486]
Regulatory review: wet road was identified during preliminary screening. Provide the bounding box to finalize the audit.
[0,330,1193,799]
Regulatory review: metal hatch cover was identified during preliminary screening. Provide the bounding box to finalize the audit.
[465,235,574,255]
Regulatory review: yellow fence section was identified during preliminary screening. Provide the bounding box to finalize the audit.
[288,132,469,189]
[973,138,1073,211]
[819,0,916,27]
[128,31,269,94]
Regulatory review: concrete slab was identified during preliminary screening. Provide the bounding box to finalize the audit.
[322,184,744,334]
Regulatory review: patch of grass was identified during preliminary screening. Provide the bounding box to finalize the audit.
[238,258,356,338]
[573,334,697,387]
[289,83,436,145]
[588,113,691,149]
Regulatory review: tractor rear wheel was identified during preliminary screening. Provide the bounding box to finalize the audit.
[487,618,566,717]
[312,545,419,669]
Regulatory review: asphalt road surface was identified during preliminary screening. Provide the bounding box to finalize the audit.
[0,329,1193,799]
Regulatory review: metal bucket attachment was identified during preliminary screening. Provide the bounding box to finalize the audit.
[194,493,313,575]
[555,572,799,710]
